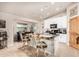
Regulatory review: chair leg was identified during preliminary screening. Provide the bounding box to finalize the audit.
[36,49,38,57]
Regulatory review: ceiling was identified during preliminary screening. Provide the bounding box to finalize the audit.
[0,2,74,21]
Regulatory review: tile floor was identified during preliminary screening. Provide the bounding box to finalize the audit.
[0,41,79,57]
[55,41,79,57]
[0,42,27,57]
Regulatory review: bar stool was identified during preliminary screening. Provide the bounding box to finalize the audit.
[36,42,41,57]
[41,41,47,56]
[26,36,31,45]
[24,35,31,46]
[36,41,47,56]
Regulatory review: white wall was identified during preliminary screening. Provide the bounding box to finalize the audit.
[44,15,67,29]
[44,13,68,44]
[35,21,44,33]
[0,12,38,47]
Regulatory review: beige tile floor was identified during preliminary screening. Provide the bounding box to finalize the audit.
[55,41,79,57]
[0,41,79,57]
[0,42,27,57]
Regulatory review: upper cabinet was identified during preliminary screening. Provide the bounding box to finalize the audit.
[69,6,78,17]
[67,3,79,19]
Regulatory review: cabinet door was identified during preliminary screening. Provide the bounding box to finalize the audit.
[69,17,79,49]
[70,17,77,33]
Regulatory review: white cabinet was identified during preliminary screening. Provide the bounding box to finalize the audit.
[58,34,67,43]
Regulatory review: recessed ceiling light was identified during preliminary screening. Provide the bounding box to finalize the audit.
[41,8,44,11]
[41,6,49,12]
[56,8,60,11]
